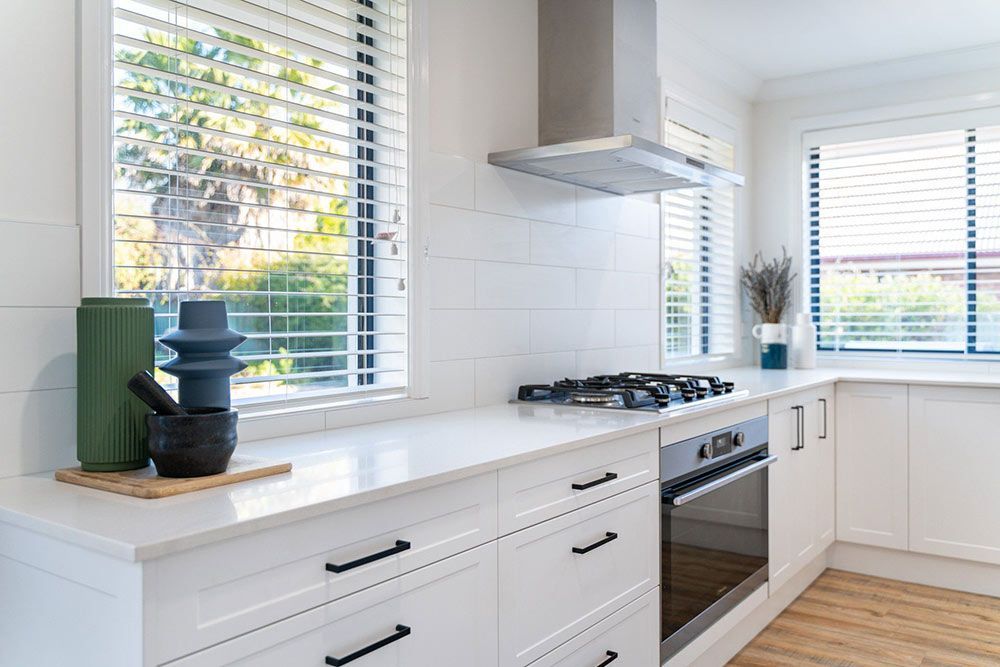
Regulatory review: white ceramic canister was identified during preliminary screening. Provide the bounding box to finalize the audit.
[791,312,817,369]
[751,323,788,369]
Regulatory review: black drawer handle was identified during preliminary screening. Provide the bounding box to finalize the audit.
[326,540,411,573]
[572,472,618,491]
[572,531,618,555]
[326,624,411,666]
[596,650,619,667]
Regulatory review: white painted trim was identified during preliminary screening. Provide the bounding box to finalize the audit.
[77,0,114,298]
[788,90,1000,321]
[78,0,432,423]
[758,42,1000,102]
[658,83,747,369]
[406,0,431,399]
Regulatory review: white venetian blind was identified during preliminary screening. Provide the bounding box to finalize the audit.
[809,124,1000,354]
[662,118,737,359]
[112,0,409,405]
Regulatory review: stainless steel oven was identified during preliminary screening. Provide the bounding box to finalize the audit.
[659,416,774,661]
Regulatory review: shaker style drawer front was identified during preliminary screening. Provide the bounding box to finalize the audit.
[498,482,659,667]
[528,589,659,667]
[498,431,658,534]
[151,472,498,664]
[167,543,499,667]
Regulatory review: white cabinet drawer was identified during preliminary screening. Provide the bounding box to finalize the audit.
[151,472,497,664]
[167,543,498,667]
[498,430,658,534]
[499,481,659,667]
[529,588,659,667]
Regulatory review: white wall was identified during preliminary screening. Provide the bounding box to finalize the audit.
[752,64,1000,317]
[0,0,755,477]
[0,0,78,478]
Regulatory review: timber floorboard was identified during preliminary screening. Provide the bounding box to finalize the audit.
[728,569,1000,666]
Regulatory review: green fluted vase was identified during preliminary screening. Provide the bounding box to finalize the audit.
[77,297,154,471]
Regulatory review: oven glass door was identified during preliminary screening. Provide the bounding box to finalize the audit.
[661,452,769,648]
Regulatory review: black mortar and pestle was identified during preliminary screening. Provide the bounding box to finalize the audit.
[127,371,238,478]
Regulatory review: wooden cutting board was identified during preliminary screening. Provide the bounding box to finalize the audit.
[55,455,292,499]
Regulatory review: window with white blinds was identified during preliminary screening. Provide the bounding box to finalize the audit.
[662,118,737,360]
[112,0,409,405]
[809,124,1000,354]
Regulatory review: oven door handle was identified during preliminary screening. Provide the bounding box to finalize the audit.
[667,455,778,506]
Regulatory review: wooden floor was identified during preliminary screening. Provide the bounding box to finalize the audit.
[728,569,1000,666]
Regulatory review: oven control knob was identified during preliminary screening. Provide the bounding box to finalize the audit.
[700,443,713,459]
[734,432,745,448]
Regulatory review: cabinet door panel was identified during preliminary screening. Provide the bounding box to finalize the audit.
[909,385,1000,564]
[768,390,816,592]
[168,544,498,667]
[814,385,836,551]
[835,383,908,549]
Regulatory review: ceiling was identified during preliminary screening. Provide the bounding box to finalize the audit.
[660,0,1000,81]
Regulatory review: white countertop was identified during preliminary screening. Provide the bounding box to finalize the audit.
[2,365,999,562]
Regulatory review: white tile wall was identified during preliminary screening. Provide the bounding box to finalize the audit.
[430,152,664,403]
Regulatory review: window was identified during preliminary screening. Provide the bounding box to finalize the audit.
[111,0,409,406]
[662,115,737,360]
[809,124,1000,354]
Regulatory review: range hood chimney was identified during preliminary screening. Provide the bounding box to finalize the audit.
[488,0,745,195]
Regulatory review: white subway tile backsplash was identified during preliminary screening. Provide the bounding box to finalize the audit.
[475,261,575,309]
[430,204,529,263]
[0,308,76,393]
[430,257,476,309]
[614,233,660,274]
[428,152,475,209]
[576,189,660,237]
[576,269,657,309]
[474,351,576,406]
[0,222,79,307]
[430,309,529,360]
[575,345,659,377]
[529,221,615,269]
[530,309,614,353]
[475,163,576,224]
[0,388,76,478]
[615,309,660,346]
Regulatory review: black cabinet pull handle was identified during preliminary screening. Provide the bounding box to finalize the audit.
[572,472,618,491]
[819,398,828,439]
[596,651,619,667]
[572,531,618,554]
[792,405,804,450]
[325,624,411,666]
[326,540,411,573]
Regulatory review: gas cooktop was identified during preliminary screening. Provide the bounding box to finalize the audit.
[515,372,749,414]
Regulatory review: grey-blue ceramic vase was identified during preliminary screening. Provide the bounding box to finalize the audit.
[159,301,247,409]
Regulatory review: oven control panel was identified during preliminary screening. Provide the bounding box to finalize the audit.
[700,431,733,459]
[661,416,768,480]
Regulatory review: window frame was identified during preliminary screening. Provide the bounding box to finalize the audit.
[78,0,430,421]
[801,105,1000,361]
[659,92,745,368]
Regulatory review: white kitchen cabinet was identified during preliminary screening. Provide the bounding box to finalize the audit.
[909,385,1000,565]
[835,382,909,550]
[150,471,498,664]
[498,430,658,535]
[169,543,499,667]
[498,481,659,667]
[527,588,659,667]
[767,385,835,593]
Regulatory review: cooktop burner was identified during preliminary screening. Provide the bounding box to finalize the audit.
[515,372,749,414]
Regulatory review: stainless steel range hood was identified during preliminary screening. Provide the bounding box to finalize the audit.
[487,0,744,195]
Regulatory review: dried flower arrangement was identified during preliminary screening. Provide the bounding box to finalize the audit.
[740,248,796,324]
